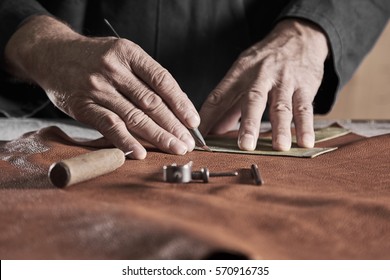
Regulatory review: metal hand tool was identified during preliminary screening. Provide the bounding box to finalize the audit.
[163,162,238,183]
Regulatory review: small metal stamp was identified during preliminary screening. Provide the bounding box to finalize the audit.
[251,164,264,186]
[163,162,238,183]
[163,162,193,183]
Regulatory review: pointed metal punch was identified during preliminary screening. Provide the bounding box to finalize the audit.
[189,128,212,152]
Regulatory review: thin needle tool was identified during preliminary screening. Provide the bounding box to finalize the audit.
[189,128,212,152]
[104,18,212,152]
[104,19,120,38]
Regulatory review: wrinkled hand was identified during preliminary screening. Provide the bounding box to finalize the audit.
[5,16,199,159]
[200,19,329,151]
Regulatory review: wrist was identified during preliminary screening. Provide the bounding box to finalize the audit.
[274,18,329,61]
[4,15,83,83]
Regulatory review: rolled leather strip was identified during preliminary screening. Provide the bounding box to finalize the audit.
[48,148,125,188]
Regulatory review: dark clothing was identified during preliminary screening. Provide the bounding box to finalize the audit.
[0,0,389,118]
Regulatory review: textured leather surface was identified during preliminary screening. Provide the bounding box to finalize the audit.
[1,126,390,259]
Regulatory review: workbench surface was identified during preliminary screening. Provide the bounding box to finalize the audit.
[1,118,390,259]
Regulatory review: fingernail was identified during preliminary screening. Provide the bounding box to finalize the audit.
[181,133,195,152]
[186,112,200,128]
[169,139,188,155]
[238,134,256,150]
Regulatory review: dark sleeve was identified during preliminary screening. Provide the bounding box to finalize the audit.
[0,0,52,117]
[279,0,389,114]
[0,0,51,67]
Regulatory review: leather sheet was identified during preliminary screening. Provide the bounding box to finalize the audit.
[1,126,390,259]
[199,126,349,157]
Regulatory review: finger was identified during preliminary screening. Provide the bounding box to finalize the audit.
[122,107,189,155]
[238,81,270,151]
[111,73,195,151]
[268,85,294,151]
[199,72,248,135]
[125,44,200,129]
[209,100,242,135]
[75,103,147,160]
[92,88,190,155]
[292,88,315,148]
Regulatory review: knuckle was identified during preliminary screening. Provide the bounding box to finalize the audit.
[96,113,123,135]
[236,49,262,72]
[131,88,165,113]
[151,130,174,151]
[125,41,143,61]
[130,86,148,101]
[247,87,267,102]
[67,97,88,117]
[109,39,142,66]
[239,48,252,59]
[294,103,313,116]
[85,74,103,90]
[152,130,165,145]
[272,101,292,113]
[166,121,183,136]
[150,68,175,92]
[100,51,115,70]
[111,38,133,53]
[240,45,259,60]
[235,56,251,72]
[124,108,148,129]
[293,88,315,114]
[206,89,224,107]
[101,41,130,68]
[255,53,280,72]
[260,55,274,68]
[173,99,188,112]
[142,94,164,112]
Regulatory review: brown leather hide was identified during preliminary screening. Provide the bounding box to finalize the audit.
[1,127,389,259]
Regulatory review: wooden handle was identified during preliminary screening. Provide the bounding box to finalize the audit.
[48,148,125,188]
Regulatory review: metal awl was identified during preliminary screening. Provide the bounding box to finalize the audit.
[189,128,212,152]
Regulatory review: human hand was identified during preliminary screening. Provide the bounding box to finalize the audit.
[5,16,199,159]
[199,19,329,151]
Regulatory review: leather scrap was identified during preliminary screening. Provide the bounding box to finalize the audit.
[198,126,349,158]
